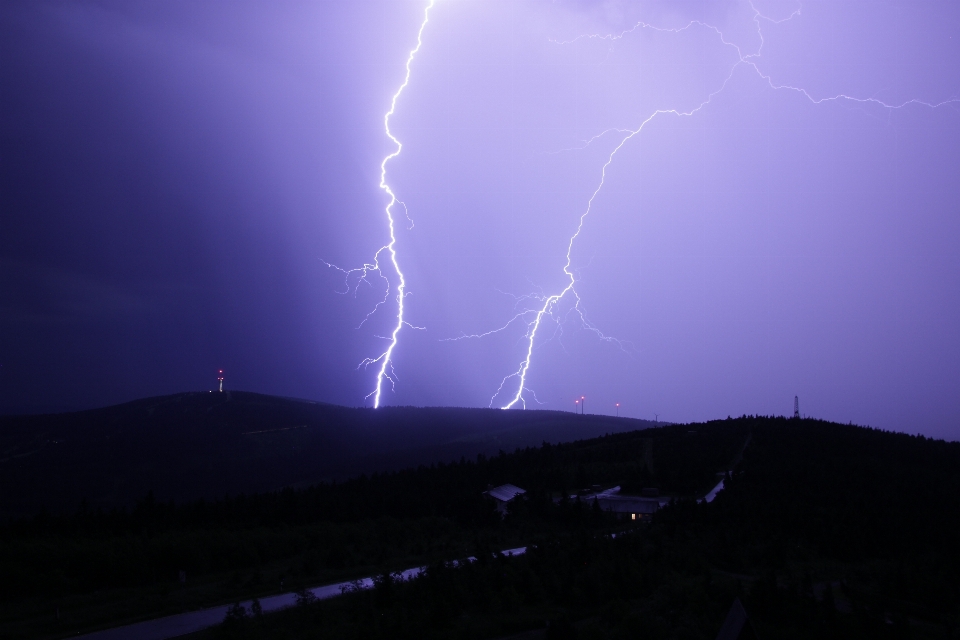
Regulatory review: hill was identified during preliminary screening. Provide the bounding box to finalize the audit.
[1,415,740,639]
[3,416,959,639]
[0,391,657,517]
[191,417,960,640]
[2,416,960,638]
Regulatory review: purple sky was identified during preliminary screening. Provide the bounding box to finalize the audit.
[1,1,958,439]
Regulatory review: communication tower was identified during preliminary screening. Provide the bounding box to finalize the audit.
[794,396,799,419]
[218,370,224,393]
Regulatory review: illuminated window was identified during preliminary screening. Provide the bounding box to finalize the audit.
[631,513,636,520]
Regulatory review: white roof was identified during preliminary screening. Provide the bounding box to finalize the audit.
[486,484,526,502]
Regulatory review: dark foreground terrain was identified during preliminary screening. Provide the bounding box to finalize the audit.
[1,410,958,639]
[187,418,960,640]
[0,391,656,517]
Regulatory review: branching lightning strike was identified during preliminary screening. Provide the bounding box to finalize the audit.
[323,1,957,411]
[475,1,958,410]
[323,0,436,408]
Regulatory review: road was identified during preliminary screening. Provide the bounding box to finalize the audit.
[72,547,527,640]
[701,478,725,503]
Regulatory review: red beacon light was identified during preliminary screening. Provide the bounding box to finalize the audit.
[217,369,224,392]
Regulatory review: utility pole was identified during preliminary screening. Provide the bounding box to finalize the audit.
[794,396,800,419]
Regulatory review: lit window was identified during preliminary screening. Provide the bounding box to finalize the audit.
[631,513,636,520]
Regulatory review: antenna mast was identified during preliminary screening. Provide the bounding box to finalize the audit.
[794,396,799,419]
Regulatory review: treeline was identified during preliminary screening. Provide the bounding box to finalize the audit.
[207,509,923,640]
[209,529,742,640]
[9,416,954,639]
[0,392,659,517]
[203,418,960,639]
[3,422,743,538]
[687,420,960,618]
[0,423,744,610]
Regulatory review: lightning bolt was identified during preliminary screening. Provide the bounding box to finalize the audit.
[481,1,959,410]
[323,0,436,408]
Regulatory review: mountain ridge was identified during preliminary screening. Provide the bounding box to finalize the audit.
[0,390,656,517]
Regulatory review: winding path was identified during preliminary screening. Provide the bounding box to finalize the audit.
[73,547,527,640]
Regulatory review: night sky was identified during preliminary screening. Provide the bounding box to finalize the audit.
[2,1,958,439]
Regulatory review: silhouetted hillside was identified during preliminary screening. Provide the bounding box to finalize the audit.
[3,416,959,639]
[0,416,735,639]
[0,391,656,517]
[194,418,960,640]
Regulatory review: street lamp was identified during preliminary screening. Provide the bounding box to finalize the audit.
[616,403,619,417]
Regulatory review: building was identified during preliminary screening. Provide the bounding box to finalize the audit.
[484,483,526,514]
[594,495,660,520]
[574,486,660,521]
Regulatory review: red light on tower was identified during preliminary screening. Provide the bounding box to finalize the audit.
[217,369,224,392]
[616,403,620,418]
[581,396,585,415]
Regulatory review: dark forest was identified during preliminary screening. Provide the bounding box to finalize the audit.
[2,413,959,639]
